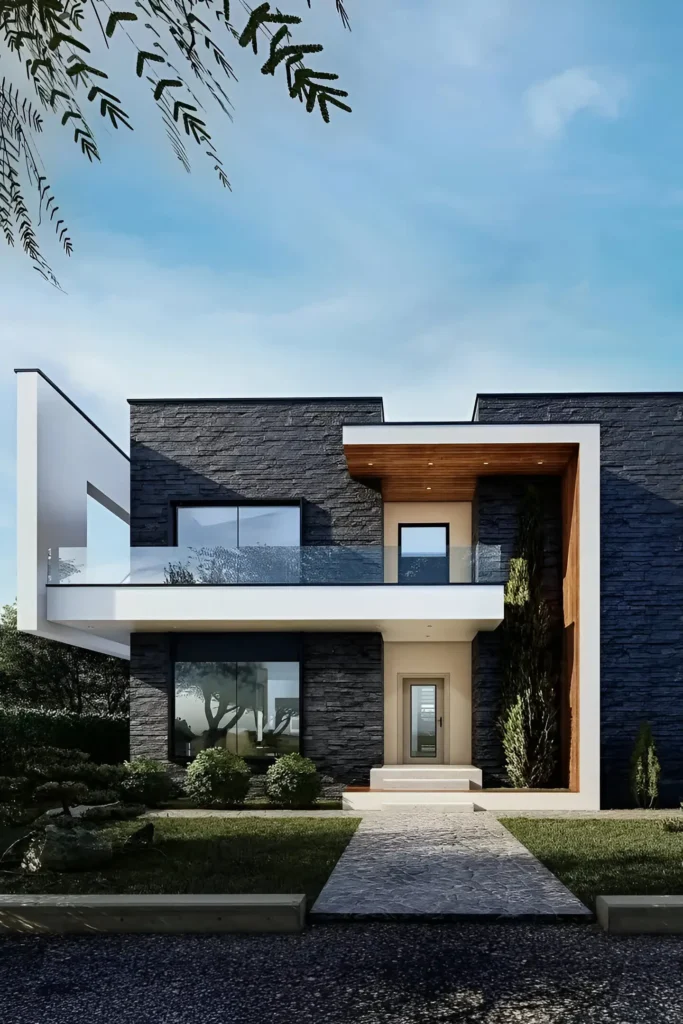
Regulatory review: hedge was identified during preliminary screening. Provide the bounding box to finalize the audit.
[0,704,129,768]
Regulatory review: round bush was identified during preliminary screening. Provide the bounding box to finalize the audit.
[265,753,321,808]
[119,757,175,807]
[184,748,250,807]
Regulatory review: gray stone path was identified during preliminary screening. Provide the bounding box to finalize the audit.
[312,810,590,918]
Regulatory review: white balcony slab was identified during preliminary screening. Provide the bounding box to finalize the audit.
[47,583,504,650]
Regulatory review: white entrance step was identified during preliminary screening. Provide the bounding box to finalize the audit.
[343,790,477,811]
[376,778,470,791]
[370,765,482,791]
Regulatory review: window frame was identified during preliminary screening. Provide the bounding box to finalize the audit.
[398,522,450,558]
[397,522,450,585]
[169,498,304,547]
[168,631,304,766]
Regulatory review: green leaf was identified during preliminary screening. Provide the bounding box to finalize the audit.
[48,33,90,53]
[105,11,138,37]
[153,79,183,100]
[49,88,70,107]
[172,99,196,121]
[136,50,164,77]
[66,61,108,80]
[87,86,122,104]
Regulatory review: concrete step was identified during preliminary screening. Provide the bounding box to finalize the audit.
[0,894,306,934]
[377,778,470,791]
[597,896,683,934]
[370,765,482,791]
[343,790,477,812]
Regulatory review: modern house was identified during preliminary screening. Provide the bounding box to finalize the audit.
[15,369,683,809]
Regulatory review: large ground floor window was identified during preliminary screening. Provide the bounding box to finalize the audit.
[172,635,300,760]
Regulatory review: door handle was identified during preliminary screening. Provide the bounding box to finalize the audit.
[438,716,443,728]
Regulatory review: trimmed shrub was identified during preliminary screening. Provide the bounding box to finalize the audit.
[24,746,124,816]
[630,722,661,808]
[265,753,321,808]
[119,757,175,807]
[0,703,128,768]
[184,748,250,807]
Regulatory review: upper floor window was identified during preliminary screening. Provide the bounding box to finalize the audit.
[398,524,449,584]
[177,505,300,549]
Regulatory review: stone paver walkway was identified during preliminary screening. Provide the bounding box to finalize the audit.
[312,811,590,918]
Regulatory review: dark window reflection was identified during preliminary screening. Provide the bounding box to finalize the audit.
[173,660,300,759]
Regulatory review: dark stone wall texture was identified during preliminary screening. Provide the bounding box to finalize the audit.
[129,630,383,783]
[476,393,683,806]
[472,476,563,787]
[127,399,385,777]
[302,632,384,784]
[129,633,172,762]
[129,399,384,546]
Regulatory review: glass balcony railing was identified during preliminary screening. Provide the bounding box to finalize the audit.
[48,544,505,586]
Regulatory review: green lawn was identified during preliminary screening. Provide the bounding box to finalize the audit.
[502,817,683,909]
[0,817,359,903]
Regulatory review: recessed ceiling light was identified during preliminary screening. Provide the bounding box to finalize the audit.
[428,461,434,466]
[426,486,432,491]
[537,460,544,465]
[483,461,489,465]
[367,461,374,466]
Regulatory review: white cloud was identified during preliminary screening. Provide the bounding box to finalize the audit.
[525,67,627,139]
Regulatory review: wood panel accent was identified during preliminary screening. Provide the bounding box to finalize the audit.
[382,477,476,501]
[345,443,578,501]
[561,451,580,792]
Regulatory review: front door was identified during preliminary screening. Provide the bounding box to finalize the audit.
[402,678,444,764]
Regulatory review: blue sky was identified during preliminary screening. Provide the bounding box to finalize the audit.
[2,0,683,605]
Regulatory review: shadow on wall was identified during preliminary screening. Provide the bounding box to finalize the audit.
[471,476,563,790]
[599,468,683,808]
[130,443,343,546]
[472,469,683,807]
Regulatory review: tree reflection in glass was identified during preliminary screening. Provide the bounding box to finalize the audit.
[174,660,299,759]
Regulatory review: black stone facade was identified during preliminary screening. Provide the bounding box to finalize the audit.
[129,398,384,546]
[128,398,385,781]
[472,476,563,787]
[475,393,683,807]
[129,633,171,762]
[129,630,384,782]
[302,633,384,785]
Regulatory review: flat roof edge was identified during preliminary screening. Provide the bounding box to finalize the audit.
[14,368,129,461]
[344,420,601,428]
[127,396,385,406]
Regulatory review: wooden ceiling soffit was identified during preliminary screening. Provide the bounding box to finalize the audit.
[345,443,578,502]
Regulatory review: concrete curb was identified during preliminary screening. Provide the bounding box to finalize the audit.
[596,895,683,934]
[0,894,306,934]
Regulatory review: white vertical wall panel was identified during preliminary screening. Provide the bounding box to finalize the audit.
[16,370,130,657]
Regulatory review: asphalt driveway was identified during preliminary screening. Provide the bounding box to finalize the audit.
[2,921,682,1023]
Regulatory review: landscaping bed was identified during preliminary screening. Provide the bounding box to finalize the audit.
[157,796,343,812]
[502,817,683,909]
[0,817,359,903]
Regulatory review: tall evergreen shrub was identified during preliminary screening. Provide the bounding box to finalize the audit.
[630,722,661,808]
[499,488,560,788]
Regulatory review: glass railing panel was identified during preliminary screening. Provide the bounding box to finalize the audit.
[49,543,504,585]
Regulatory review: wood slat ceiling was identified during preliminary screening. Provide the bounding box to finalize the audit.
[345,443,578,501]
